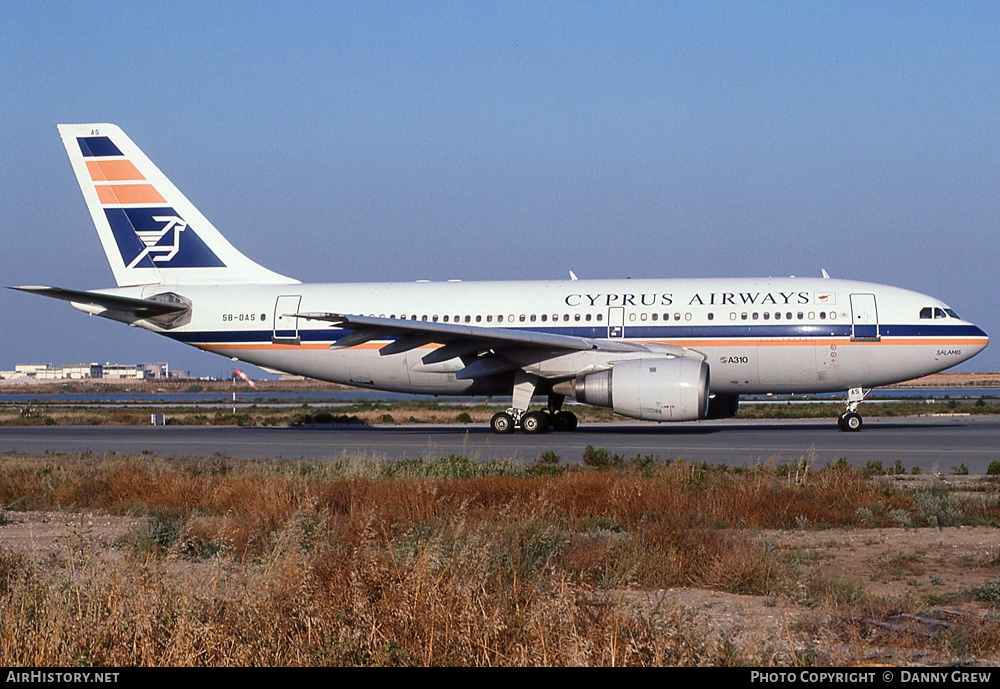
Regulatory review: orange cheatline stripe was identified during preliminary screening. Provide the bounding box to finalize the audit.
[96,184,166,205]
[198,343,332,351]
[86,160,145,182]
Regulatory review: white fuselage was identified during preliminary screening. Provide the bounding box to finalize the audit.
[108,275,987,396]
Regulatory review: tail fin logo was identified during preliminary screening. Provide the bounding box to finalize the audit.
[128,215,187,268]
[104,207,225,269]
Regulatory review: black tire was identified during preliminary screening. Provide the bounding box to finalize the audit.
[490,411,516,434]
[552,411,578,432]
[839,412,862,432]
[521,410,548,434]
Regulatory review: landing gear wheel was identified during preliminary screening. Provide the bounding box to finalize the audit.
[552,411,578,432]
[838,412,862,432]
[521,410,548,434]
[490,411,516,434]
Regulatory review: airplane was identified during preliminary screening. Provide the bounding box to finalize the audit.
[12,123,990,433]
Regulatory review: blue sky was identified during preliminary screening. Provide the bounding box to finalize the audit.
[2,1,998,377]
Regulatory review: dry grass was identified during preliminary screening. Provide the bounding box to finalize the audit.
[1,452,999,666]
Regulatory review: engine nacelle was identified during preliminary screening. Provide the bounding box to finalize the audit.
[565,358,710,422]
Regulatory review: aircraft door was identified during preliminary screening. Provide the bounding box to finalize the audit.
[850,293,880,341]
[272,295,302,344]
[608,307,624,338]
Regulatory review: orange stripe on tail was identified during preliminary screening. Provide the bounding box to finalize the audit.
[86,160,145,182]
[95,184,166,205]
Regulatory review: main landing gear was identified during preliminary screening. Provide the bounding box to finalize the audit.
[489,408,579,434]
[837,387,869,432]
[489,372,579,434]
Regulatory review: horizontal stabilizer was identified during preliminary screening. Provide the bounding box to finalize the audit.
[9,285,189,318]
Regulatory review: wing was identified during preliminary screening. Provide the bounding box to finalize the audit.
[294,311,704,380]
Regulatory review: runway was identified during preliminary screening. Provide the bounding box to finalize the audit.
[2,416,999,472]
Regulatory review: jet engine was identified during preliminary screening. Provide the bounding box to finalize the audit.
[556,358,710,422]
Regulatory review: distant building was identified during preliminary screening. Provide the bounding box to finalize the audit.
[63,364,102,379]
[101,364,145,379]
[1,362,189,381]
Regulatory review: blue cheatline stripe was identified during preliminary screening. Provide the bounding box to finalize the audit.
[77,136,123,157]
[165,323,987,346]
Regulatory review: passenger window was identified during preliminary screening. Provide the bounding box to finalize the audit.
[596,314,603,322]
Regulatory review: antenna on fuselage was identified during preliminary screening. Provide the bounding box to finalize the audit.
[821,269,831,279]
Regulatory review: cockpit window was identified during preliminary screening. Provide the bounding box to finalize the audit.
[921,306,959,320]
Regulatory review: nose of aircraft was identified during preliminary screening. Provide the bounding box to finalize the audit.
[963,323,989,362]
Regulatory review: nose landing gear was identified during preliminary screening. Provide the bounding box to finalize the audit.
[837,387,870,432]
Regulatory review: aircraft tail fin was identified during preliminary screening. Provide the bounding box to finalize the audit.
[58,123,298,287]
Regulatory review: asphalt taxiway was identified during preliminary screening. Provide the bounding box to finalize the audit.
[2,416,999,472]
